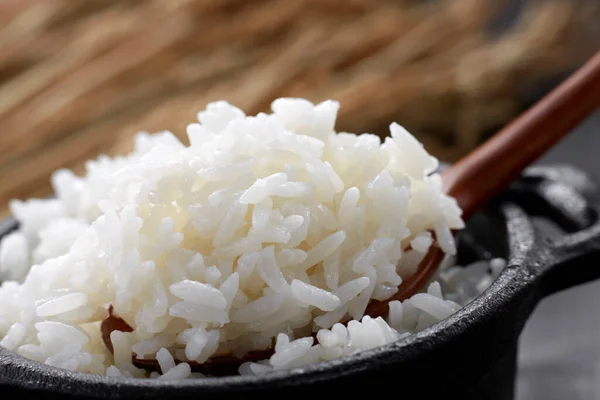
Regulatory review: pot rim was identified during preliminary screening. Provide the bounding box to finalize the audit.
[0,213,528,395]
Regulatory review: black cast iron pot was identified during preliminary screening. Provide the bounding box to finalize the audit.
[1,164,600,400]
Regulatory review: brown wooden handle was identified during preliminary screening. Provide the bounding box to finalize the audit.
[442,50,600,220]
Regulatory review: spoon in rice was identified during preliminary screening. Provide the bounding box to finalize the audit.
[102,50,600,374]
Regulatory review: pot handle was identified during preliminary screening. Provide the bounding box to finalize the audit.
[500,165,600,297]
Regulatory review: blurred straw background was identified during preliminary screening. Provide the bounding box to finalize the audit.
[0,0,598,216]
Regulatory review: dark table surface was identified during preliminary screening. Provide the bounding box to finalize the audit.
[516,108,600,400]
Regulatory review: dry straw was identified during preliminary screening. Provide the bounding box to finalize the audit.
[0,0,598,215]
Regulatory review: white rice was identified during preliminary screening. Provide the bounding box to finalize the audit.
[0,97,500,380]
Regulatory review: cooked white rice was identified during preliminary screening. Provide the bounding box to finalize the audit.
[0,98,494,380]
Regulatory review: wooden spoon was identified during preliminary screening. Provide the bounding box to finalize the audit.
[102,50,600,375]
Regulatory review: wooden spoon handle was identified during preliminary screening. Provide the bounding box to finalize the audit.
[442,50,600,220]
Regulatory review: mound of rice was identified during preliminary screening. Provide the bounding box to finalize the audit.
[0,98,497,380]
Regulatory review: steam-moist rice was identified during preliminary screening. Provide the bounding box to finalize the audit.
[0,98,498,379]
